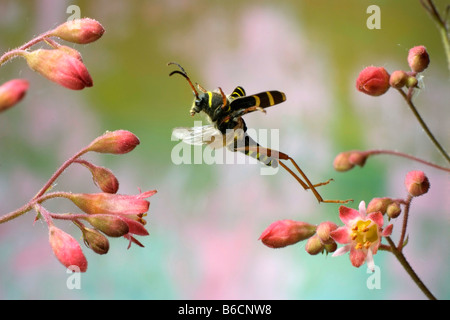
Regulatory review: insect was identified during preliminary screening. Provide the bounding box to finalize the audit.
[169,62,351,204]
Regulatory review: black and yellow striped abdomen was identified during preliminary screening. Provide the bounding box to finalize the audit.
[228,131,278,168]
[230,90,286,112]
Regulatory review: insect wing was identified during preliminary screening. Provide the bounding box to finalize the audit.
[227,86,246,102]
[172,125,226,149]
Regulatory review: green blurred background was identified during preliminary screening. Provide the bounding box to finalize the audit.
[0,0,449,299]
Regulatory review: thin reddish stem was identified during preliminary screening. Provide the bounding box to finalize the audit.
[366,149,450,172]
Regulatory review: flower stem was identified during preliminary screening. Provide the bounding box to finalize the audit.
[366,149,450,172]
[386,236,437,300]
[396,88,450,164]
[0,203,34,224]
[398,195,413,250]
[420,0,450,71]
[0,31,53,66]
[0,191,69,224]
[0,142,89,224]
[32,148,88,199]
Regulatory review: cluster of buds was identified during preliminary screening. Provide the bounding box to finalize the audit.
[258,219,338,255]
[356,45,430,96]
[259,170,431,270]
[30,130,156,272]
[258,202,392,270]
[259,201,392,269]
[333,150,369,172]
[367,197,402,219]
[0,18,104,112]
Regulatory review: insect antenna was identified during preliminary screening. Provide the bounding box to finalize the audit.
[168,62,199,99]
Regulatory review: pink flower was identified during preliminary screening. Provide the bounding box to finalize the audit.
[0,79,29,112]
[49,225,88,272]
[408,46,430,73]
[50,18,105,44]
[405,170,430,197]
[68,190,156,215]
[333,150,368,172]
[86,130,140,154]
[25,48,93,90]
[389,70,408,89]
[356,66,390,96]
[330,201,393,270]
[67,190,156,248]
[259,220,317,248]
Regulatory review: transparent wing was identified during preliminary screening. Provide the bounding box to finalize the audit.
[172,125,228,149]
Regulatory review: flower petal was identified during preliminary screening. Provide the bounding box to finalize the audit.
[138,190,157,199]
[332,245,351,257]
[367,211,384,228]
[358,201,367,217]
[366,249,375,271]
[330,226,351,244]
[349,247,367,268]
[382,224,394,237]
[339,206,361,226]
[120,216,149,236]
[124,234,144,249]
[371,239,380,255]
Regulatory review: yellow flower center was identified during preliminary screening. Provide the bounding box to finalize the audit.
[350,219,379,250]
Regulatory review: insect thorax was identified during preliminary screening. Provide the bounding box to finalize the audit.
[190,91,233,126]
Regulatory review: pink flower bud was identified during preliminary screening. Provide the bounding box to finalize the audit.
[77,160,119,193]
[48,225,87,272]
[408,46,430,73]
[0,79,29,112]
[67,190,157,215]
[406,76,418,88]
[386,202,401,219]
[324,241,337,253]
[348,151,368,167]
[316,221,338,245]
[86,130,140,154]
[389,70,408,89]
[84,214,129,237]
[54,45,84,61]
[50,18,105,44]
[81,226,110,255]
[24,49,93,90]
[366,197,393,214]
[405,170,430,197]
[356,66,390,96]
[305,234,324,255]
[333,152,354,172]
[333,151,368,172]
[259,220,316,248]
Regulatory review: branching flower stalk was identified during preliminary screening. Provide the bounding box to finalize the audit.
[420,0,450,71]
[386,236,437,300]
[0,18,104,66]
[0,18,104,92]
[260,42,446,299]
[0,129,156,272]
[334,149,450,173]
[396,88,450,164]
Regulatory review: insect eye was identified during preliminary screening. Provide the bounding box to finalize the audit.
[195,99,201,106]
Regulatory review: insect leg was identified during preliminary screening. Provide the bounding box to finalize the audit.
[218,87,228,110]
[277,151,352,204]
[236,143,352,204]
[219,106,266,127]
[196,83,207,93]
